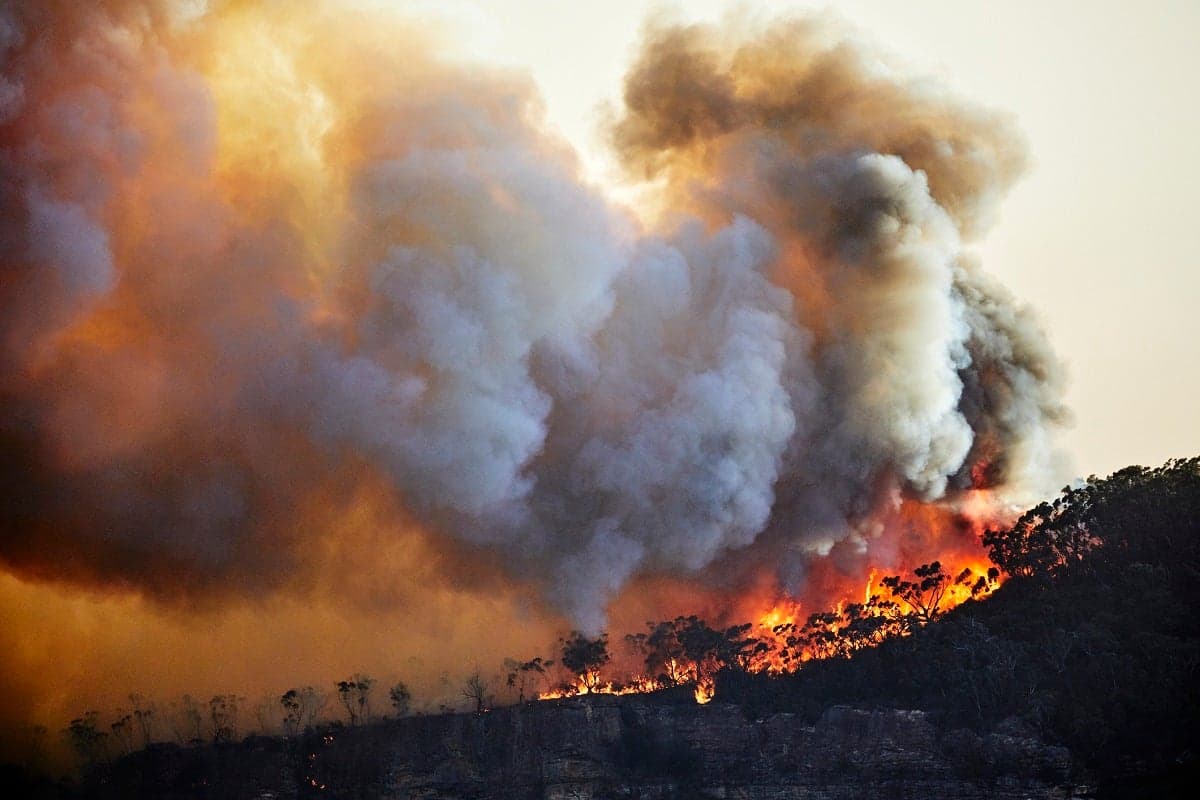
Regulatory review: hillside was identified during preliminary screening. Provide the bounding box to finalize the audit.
[36,697,1081,799]
[721,457,1200,797]
[7,457,1197,799]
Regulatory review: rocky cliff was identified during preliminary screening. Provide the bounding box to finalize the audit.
[87,696,1089,799]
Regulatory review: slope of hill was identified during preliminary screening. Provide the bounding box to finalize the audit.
[8,458,1196,799]
[63,696,1081,800]
[720,457,1200,798]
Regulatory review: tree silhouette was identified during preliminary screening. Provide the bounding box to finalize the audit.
[110,713,134,755]
[128,693,155,748]
[208,694,241,743]
[983,457,1200,581]
[336,674,375,726]
[879,561,977,626]
[279,686,325,735]
[504,657,554,702]
[462,671,489,714]
[388,681,412,717]
[280,689,303,736]
[64,712,107,768]
[627,621,689,685]
[169,695,204,745]
[559,631,611,692]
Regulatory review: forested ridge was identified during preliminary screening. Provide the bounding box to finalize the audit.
[4,457,1197,798]
[720,457,1200,796]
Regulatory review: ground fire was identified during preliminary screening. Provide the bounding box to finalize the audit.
[536,498,1005,704]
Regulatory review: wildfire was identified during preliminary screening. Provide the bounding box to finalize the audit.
[863,569,877,605]
[538,546,1004,705]
[752,555,1001,654]
[0,0,1068,746]
[538,674,664,701]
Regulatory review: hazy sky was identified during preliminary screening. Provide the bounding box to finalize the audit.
[439,0,1200,478]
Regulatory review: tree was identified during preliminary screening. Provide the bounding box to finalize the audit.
[627,616,766,687]
[280,687,326,735]
[982,499,1090,579]
[292,686,326,730]
[837,597,905,652]
[678,617,763,675]
[879,561,977,626]
[280,690,302,736]
[795,610,845,661]
[504,657,554,702]
[559,631,611,692]
[252,693,277,735]
[388,681,412,717]
[208,694,242,743]
[110,713,134,755]
[462,671,489,714]
[64,712,108,768]
[983,457,1200,581]
[336,674,375,726]
[128,693,155,748]
[169,695,204,745]
[627,621,689,685]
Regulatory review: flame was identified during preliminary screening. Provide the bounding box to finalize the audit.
[757,605,796,631]
[537,674,664,701]
[537,497,1008,705]
[537,673,720,704]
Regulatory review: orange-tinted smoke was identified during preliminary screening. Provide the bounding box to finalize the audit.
[0,0,1069,753]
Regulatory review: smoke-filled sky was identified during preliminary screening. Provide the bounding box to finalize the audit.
[469,0,1200,480]
[0,0,1195,755]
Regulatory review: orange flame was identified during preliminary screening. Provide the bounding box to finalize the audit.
[538,494,1008,704]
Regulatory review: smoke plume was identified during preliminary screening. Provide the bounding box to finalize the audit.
[0,0,1066,660]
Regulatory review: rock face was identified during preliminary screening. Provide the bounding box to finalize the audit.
[92,698,1087,799]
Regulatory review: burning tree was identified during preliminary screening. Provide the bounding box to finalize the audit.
[559,631,611,692]
[770,596,906,665]
[628,616,764,687]
[982,488,1111,581]
[879,561,984,626]
[750,559,1000,673]
[837,599,907,651]
[627,621,689,686]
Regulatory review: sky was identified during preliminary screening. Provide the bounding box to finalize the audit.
[448,0,1200,479]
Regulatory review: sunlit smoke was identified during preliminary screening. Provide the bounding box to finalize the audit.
[0,0,1067,739]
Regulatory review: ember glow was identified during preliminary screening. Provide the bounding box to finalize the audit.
[538,514,1004,704]
[0,0,1067,743]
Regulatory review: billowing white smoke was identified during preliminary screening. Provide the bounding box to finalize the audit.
[0,2,1066,631]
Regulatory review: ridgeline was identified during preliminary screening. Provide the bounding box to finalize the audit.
[7,457,1198,799]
